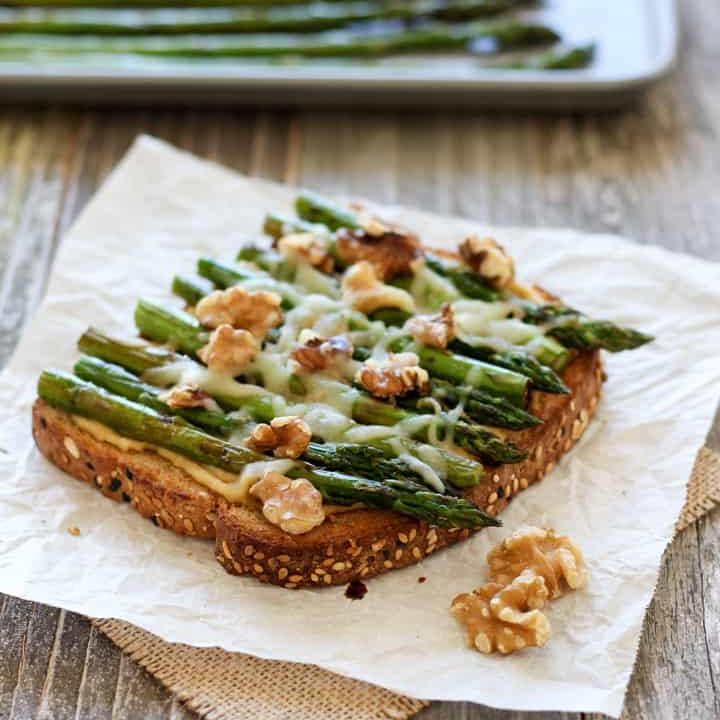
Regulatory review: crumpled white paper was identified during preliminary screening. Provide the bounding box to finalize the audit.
[0,136,718,718]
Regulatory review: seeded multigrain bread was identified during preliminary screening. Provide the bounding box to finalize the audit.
[31,348,602,589]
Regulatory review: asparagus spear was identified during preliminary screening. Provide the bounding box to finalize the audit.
[520,304,654,352]
[262,212,331,241]
[351,393,526,463]
[500,43,596,70]
[134,299,208,355]
[1,0,522,9]
[424,253,501,302]
[196,257,298,309]
[172,274,215,306]
[38,370,498,529]
[383,336,528,406]
[78,328,486,488]
[78,325,178,374]
[448,338,569,393]
[0,1,530,36]
[73,354,240,433]
[0,22,559,59]
[401,378,542,430]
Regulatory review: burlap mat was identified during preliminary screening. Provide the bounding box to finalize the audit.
[93,446,720,720]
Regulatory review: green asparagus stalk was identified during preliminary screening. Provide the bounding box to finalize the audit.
[172,274,215,306]
[385,336,528,406]
[402,378,542,430]
[195,257,298,309]
[134,299,208,355]
[262,212,331,241]
[77,328,486,489]
[351,393,526,463]
[73,354,240,433]
[500,43,595,70]
[424,253,501,302]
[449,338,569,393]
[0,1,530,36]
[78,326,179,374]
[295,191,362,232]
[520,303,654,352]
[38,370,498,529]
[0,22,559,59]
[1,0,523,9]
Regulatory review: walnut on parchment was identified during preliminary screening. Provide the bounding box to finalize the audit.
[246,416,312,460]
[250,471,325,535]
[451,571,552,655]
[451,527,588,655]
[487,526,589,600]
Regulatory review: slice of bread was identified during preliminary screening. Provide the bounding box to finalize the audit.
[31,348,602,589]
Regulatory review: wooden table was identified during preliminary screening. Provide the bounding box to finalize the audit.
[1,2,719,718]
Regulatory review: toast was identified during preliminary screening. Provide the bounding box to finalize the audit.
[32,349,602,589]
[31,191,649,590]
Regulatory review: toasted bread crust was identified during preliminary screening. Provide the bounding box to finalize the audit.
[31,349,602,589]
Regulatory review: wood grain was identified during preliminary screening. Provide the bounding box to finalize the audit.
[1,1,719,717]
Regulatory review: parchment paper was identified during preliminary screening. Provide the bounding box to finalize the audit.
[0,136,718,718]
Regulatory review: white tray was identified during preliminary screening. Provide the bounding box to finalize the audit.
[0,0,677,107]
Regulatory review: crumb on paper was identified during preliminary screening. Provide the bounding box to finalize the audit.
[67,526,81,537]
[345,579,368,600]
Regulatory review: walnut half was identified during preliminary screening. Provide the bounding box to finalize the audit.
[290,330,354,373]
[458,234,515,290]
[159,383,217,411]
[341,261,415,315]
[405,303,455,349]
[250,471,325,535]
[335,224,421,280]
[452,527,588,656]
[277,232,334,274]
[246,416,312,459]
[355,352,429,400]
[487,526,589,600]
[196,286,283,339]
[197,325,258,376]
[451,573,552,655]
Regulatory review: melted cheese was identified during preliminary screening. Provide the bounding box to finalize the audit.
[71,416,257,504]
[301,404,354,442]
[342,424,397,443]
[294,263,341,299]
[142,359,266,400]
[452,299,513,336]
[409,262,460,311]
